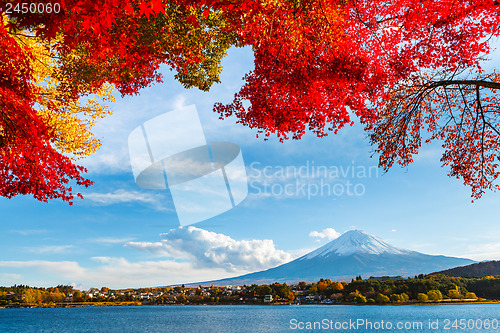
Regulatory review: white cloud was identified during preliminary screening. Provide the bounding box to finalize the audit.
[9,229,48,236]
[287,247,317,258]
[0,273,23,287]
[85,189,157,204]
[86,257,230,287]
[0,258,234,289]
[24,245,74,254]
[125,226,292,272]
[69,282,87,291]
[0,260,86,277]
[81,147,131,174]
[172,94,187,110]
[91,237,135,245]
[0,273,22,280]
[83,189,171,211]
[462,242,500,261]
[309,228,341,241]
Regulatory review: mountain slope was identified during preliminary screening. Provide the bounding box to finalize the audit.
[193,230,475,286]
[431,260,500,277]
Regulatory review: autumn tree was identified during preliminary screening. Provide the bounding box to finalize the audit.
[317,280,328,293]
[1,0,235,202]
[427,289,443,301]
[215,0,500,198]
[371,69,500,199]
[354,294,367,303]
[417,293,429,302]
[448,288,462,299]
[375,293,390,303]
[73,290,83,302]
[270,282,292,298]
[465,291,478,299]
[256,284,273,296]
[0,19,93,203]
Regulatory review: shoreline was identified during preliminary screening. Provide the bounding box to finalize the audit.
[1,300,498,309]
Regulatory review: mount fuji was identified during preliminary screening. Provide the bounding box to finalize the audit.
[195,230,474,286]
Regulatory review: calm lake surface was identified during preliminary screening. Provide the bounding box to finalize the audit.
[0,304,498,332]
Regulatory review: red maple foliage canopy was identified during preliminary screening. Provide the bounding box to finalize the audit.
[2,0,500,201]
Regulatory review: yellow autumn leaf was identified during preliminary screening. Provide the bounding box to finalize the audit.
[12,29,114,159]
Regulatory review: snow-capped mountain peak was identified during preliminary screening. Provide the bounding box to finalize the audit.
[303,229,412,259]
[194,229,475,286]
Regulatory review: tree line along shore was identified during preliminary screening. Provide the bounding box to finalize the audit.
[1,274,499,308]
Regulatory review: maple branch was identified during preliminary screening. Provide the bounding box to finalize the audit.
[317,0,333,28]
[427,80,500,91]
[477,86,487,187]
[376,16,400,24]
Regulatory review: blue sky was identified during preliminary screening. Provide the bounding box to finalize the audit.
[0,46,499,289]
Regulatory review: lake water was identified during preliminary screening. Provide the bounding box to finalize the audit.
[0,304,498,332]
